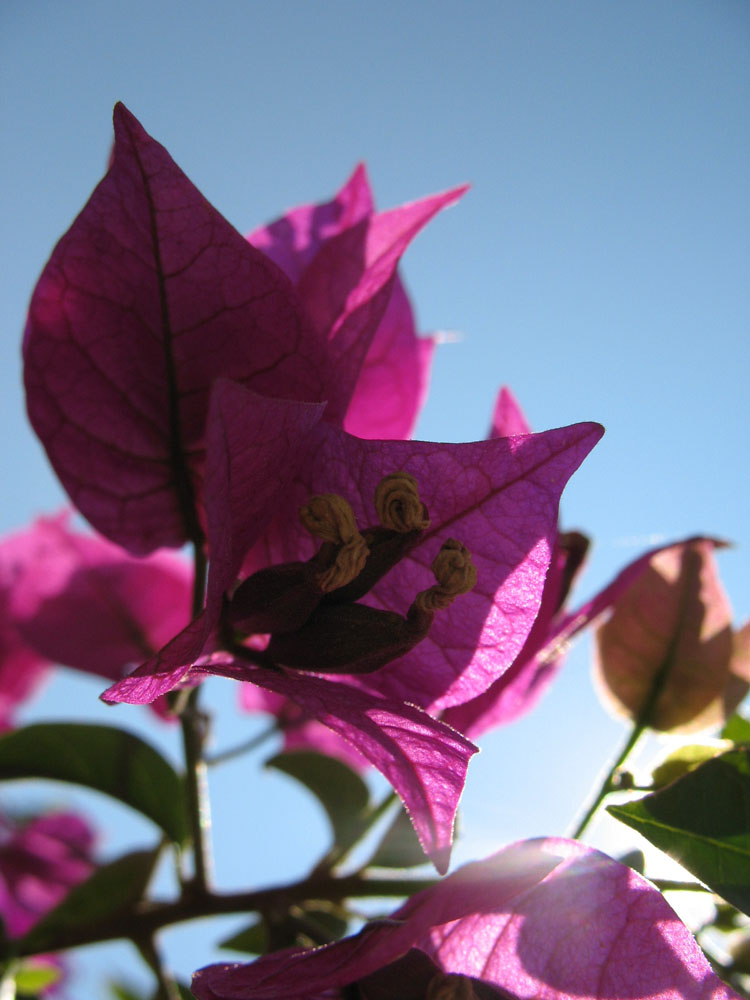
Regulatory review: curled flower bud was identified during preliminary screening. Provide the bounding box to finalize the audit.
[299,494,369,592]
[299,494,358,543]
[374,471,430,533]
[415,539,477,612]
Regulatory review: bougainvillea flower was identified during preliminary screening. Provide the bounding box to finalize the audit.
[0,810,95,939]
[103,407,603,711]
[248,165,436,440]
[24,104,462,555]
[0,513,192,693]
[192,837,740,1000]
[239,421,603,711]
[103,382,601,868]
[594,538,750,732]
[234,385,568,754]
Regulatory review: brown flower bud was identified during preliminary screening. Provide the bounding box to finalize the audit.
[266,600,433,674]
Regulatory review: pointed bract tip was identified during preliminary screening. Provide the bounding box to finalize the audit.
[431,845,451,875]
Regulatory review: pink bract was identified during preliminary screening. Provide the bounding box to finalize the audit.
[244,419,603,712]
[1,513,192,685]
[0,603,49,733]
[104,407,601,870]
[192,838,740,1000]
[24,106,462,554]
[489,385,532,438]
[249,166,437,440]
[0,811,95,939]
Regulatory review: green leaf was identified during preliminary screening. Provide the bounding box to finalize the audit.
[110,985,144,1000]
[722,713,750,744]
[18,848,160,955]
[112,982,195,1000]
[266,751,369,845]
[0,723,188,844]
[608,747,750,915]
[171,984,196,1000]
[14,960,63,996]
[617,849,645,875]
[650,741,732,788]
[369,806,427,869]
[220,902,348,956]
[219,919,268,955]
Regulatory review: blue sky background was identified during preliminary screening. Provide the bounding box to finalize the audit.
[1,1,749,994]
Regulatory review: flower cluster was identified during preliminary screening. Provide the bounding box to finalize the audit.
[2,104,746,1000]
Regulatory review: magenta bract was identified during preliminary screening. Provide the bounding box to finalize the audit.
[24,107,461,554]
[0,811,95,939]
[0,602,49,733]
[192,838,739,1000]
[1,513,192,685]
[104,414,601,869]
[24,106,321,554]
[249,166,440,439]
[489,384,532,438]
[244,419,603,712]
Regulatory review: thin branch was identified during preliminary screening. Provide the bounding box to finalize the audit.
[6,874,438,959]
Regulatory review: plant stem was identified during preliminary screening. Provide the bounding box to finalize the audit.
[180,541,212,892]
[181,686,212,893]
[6,873,438,959]
[570,609,685,841]
[206,721,278,767]
[135,935,181,1000]
[191,542,207,621]
[572,561,699,840]
[570,718,646,840]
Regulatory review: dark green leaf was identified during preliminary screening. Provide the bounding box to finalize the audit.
[722,714,750,744]
[18,848,160,955]
[617,849,645,875]
[219,919,268,956]
[220,901,348,956]
[608,747,750,915]
[0,724,188,844]
[266,751,369,845]
[713,902,744,932]
[369,806,427,869]
[287,902,348,945]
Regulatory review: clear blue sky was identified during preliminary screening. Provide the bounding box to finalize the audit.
[1,1,749,993]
